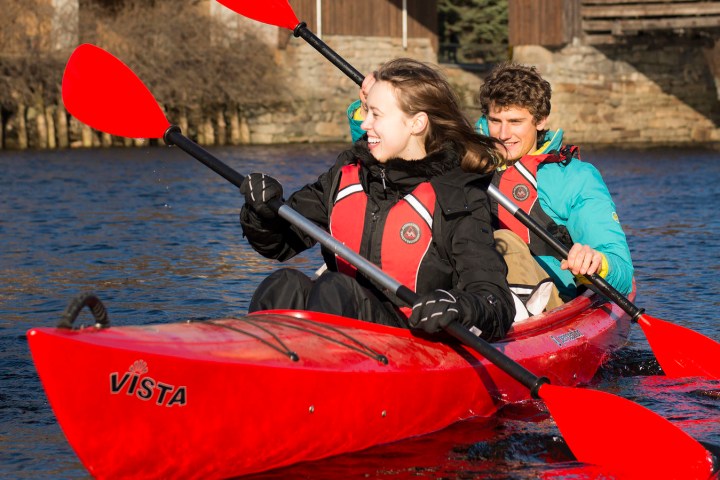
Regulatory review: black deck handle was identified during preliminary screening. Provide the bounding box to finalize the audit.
[58,292,110,329]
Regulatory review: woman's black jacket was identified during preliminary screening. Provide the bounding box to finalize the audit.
[240,143,515,340]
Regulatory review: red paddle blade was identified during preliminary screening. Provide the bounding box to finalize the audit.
[62,44,170,139]
[214,0,299,30]
[539,384,714,478]
[638,314,720,379]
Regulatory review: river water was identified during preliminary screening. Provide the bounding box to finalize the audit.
[1,144,719,479]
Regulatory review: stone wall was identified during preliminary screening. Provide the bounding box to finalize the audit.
[514,35,720,147]
[242,35,439,144]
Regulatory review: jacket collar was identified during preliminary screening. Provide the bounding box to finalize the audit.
[351,141,461,192]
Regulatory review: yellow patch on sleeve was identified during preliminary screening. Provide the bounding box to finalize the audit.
[352,107,365,121]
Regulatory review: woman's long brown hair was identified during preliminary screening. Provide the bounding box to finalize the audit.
[375,58,500,173]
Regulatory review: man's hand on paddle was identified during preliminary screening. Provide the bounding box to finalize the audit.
[561,243,603,276]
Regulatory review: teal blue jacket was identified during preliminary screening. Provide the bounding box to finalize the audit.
[348,106,634,297]
[476,116,634,297]
[348,100,365,143]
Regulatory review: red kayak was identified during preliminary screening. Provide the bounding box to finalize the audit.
[27,289,631,479]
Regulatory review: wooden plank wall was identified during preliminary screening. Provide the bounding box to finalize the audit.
[289,0,437,41]
[508,0,720,46]
[508,0,570,46]
[581,0,720,44]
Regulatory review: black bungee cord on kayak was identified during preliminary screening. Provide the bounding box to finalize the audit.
[206,316,389,365]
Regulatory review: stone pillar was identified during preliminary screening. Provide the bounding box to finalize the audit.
[45,106,57,149]
[202,118,215,145]
[216,110,227,146]
[30,105,48,149]
[81,124,93,147]
[56,102,69,149]
[17,105,28,150]
[239,112,251,144]
[229,110,241,145]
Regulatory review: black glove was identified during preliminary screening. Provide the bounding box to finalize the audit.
[408,289,463,333]
[240,173,283,219]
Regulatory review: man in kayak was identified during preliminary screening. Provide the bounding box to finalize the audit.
[347,63,633,312]
[476,63,634,308]
[240,58,515,341]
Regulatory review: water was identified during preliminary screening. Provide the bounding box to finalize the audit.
[1,144,719,479]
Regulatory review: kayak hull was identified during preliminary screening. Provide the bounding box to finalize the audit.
[27,290,631,479]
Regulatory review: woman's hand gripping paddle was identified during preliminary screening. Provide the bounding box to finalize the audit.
[61,43,716,479]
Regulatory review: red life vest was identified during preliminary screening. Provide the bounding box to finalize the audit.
[496,146,577,257]
[329,164,437,317]
[497,154,556,242]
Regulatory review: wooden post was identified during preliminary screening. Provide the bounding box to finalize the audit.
[17,105,28,150]
[229,108,241,145]
[564,0,581,44]
[56,102,69,149]
[45,105,56,149]
[32,105,48,149]
[216,110,227,146]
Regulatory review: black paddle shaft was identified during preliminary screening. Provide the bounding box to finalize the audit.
[164,126,246,188]
[293,23,365,86]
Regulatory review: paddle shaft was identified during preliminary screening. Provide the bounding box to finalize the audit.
[163,125,547,395]
[293,23,364,86]
[487,185,643,321]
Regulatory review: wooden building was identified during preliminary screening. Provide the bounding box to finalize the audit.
[510,0,720,46]
[287,0,438,51]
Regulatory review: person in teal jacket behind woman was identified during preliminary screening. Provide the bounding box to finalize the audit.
[348,63,633,310]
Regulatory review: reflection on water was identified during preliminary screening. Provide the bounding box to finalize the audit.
[1,144,718,479]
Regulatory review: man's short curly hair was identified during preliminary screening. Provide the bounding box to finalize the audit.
[478,63,551,123]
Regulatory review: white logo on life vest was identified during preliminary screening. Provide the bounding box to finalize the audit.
[400,223,421,244]
[512,184,530,202]
[109,359,187,407]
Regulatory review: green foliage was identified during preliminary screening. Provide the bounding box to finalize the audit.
[438,0,508,63]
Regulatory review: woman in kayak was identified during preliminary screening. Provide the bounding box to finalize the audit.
[240,58,515,341]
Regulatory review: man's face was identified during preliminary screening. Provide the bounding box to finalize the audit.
[486,102,547,162]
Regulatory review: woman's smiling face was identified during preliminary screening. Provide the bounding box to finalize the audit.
[360,80,426,163]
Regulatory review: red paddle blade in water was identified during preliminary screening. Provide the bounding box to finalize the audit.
[638,314,720,379]
[540,384,715,479]
[214,0,299,30]
[62,44,170,139]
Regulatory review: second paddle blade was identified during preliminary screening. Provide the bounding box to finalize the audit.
[638,314,720,379]
[215,0,299,30]
[539,384,715,479]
